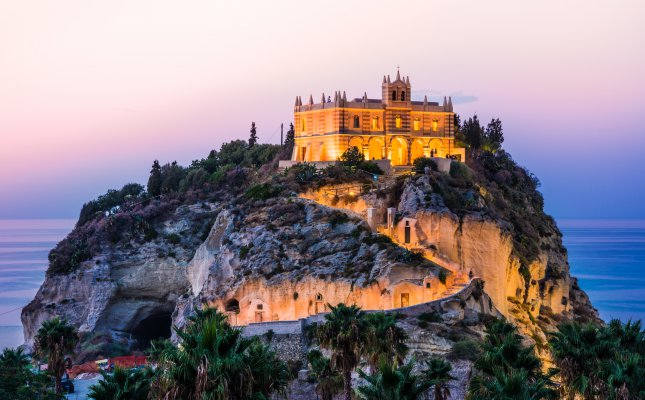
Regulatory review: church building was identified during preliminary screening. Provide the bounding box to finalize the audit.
[290,71,465,167]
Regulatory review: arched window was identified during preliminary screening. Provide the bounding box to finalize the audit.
[372,116,379,130]
[391,90,396,101]
[353,115,360,128]
[413,118,420,131]
[401,91,406,101]
[225,299,240,314]
[395,115,402,128]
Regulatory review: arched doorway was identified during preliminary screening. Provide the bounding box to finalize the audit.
[348,137,364,159]
[390,137,408,166]
[410,140,425,164]
[368,137,384,160]
[225,299,240,325]
[429,139,444,158]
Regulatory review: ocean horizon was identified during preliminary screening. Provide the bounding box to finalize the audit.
[1,218,644,351]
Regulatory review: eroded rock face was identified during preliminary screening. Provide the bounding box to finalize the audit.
[21,205,203,348]
[22,175,597,372]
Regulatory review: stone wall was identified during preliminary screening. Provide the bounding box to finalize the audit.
[237,278,497,338]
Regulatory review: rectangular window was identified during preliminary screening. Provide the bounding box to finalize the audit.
[372,117,379,130]
[413,118,420,131]
[401,293,410,307]
[432,119,439,132]
[395,115,402,128]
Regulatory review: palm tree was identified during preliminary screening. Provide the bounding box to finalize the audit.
[468,319,557,400]
[317,303,369,400]
[88,366,152,400]
[150,307,289,400]
[422,358,454,400]
[355,360,433,400]
[307,350,343,400]
[0,347,57,400]
[364,312,408,370]
[468,367,557,400]
[34,317,79,395]
[476,320,542,380]
[549,321,614,400]
[0,348,31,398]
[599,353,645,400]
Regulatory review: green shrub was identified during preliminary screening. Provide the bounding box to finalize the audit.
[239,244,253,259]
[245,183,281,200]
[339,146,364,166]
[448,339,481,361]
[413,157,438,173]
[78,183,145,226]
[449,161,471,180]
[144,227,158,242]
[48,238,92,275]
[363,234,393,246]
[209,165,232,185]
[357,161,384,175]
[418,311,442,323]
[166,233,181,245]
[287,162,318,183]
[328,211,350,227]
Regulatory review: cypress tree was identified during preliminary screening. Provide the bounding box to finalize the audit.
[147,160,162,197]
[249,122,258,147]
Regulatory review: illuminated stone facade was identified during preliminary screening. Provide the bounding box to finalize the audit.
[291,71,465,166]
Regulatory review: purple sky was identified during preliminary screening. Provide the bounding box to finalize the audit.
[0,0,644,219]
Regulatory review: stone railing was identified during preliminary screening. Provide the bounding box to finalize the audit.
[239,278,487,338]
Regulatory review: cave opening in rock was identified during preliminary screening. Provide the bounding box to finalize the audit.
[131,312,172,350]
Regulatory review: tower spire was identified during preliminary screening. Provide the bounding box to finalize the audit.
[448,96,453,112]
[396,67,401,81]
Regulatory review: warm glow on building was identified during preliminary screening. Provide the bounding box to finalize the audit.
[290,71,465,167]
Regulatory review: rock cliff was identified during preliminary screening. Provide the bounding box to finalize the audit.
[21,151,599,396]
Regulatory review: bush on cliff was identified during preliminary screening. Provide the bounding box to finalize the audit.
[339,146,384,175]
[413,156,438,172]
[78,183,145,227]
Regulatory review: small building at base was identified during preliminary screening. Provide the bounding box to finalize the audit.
[290,71,465,167]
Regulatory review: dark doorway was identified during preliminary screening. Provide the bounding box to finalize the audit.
[404,221,411,244]
[131,312,172,350]
[225,299,240,314]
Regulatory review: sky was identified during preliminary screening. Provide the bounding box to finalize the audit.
[0,0,644,220]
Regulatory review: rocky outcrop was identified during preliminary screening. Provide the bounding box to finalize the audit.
[395,176,597,329]
[21,204,208,348]
[21,168,598,397]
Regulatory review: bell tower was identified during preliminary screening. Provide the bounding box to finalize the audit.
[381,69,411,108]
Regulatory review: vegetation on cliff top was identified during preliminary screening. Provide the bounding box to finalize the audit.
[48,114,559,294]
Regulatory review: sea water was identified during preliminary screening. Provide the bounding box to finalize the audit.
[560,219,645,322]
[0,219,74,350]
[0,218,643,350]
